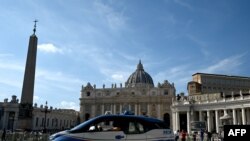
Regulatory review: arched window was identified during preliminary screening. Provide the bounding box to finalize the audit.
[86,91,90,96]
[163,113,170,128]
[85,113,90,121]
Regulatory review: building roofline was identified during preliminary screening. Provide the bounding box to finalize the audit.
[192,72,250,79]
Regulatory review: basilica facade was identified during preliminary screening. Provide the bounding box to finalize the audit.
[79,61,176,128]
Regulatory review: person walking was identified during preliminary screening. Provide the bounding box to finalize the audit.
[1,128,6,141]
[192,132,197,141]
[175,130,179,141]
[181,129,187,141]
[200,129,204,141]
[207,131,212,141]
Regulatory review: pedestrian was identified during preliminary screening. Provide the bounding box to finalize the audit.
[219,130,224,141]
[192,132,197,141]
[175,130,179,141]
[200,129,204,141]
[207,131,212,141]
[181,129,187,141]
[1,128,6,141]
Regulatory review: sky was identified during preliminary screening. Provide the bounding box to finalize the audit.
[0,0,250,111]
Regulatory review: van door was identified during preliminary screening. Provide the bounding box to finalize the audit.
[125,121,146,141]
[80,118,127,140]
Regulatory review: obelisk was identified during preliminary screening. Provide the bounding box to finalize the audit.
[18,20,38,131]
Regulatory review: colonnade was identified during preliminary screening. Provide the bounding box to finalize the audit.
[172,107,250,134]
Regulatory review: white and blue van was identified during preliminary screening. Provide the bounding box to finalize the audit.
[49,114,174,141]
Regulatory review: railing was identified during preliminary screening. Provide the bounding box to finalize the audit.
[2,132,223,141]
[173,93,250,105]
[1,132,50,141]
[177,133,222,141]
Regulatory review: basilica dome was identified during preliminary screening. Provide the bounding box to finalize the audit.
[125,60,154,88]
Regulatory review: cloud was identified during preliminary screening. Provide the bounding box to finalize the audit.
[111,74,126,82]
[60,101,79,111]
[0,56,24,71]
[38,43,63,54]
[33,95,45,104]
[174,0,193,10]
[154,65,190,81]
[187,34,210,56]
[93,1,127,30]
[0,62,24,71]
[0,78,21,88]
[199,54,245,74]
[0,53,14,57]
[36,69,83,91]
[0,58,24,88]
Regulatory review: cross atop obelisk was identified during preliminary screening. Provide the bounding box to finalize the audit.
[33,20,38,35]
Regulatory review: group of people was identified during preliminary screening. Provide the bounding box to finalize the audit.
[175,129,213,141]
[175,129,188,141]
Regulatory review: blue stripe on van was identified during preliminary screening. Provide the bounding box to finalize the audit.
[55,135,89,141]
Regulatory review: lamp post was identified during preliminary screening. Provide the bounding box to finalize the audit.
[41,101,50,133]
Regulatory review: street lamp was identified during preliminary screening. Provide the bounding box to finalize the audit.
[41,101,50,133]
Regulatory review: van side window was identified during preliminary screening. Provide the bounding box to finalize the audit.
[127,122,145,134]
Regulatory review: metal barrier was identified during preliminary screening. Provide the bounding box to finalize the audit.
[177,134,221,141]
[1,132,50,141]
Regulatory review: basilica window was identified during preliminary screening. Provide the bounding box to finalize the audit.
[41,118,44,127]
[142,89,146,95]
[47,119,50,127]
[152,91,156,95]
[36,117,39,127]
[96,105,101,115]
[86,91,90,96]
[164,90,168,95]
[106,91,110,96]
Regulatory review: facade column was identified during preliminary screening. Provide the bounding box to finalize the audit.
[111,104,113,114]
[135,104,138,115]
[207,110,211,132]
[147,104,151,117]
[187,111,190,134]
[247,109,250,124]
[157,104,161,119]
[242,108,246,125]
[101,104,104,115]
[91,105,96,117]
[176,111,180,131]
[246,109,249,124]
[113,104,116,114]
[129,104,131,111]
[172,112,176,132]
[120,104,122,114]
[2,111,7,129]
[199,111,203,121]
[237,109,241,124]
[13,111,19,130]
[215,110,219,133]
[138,104,141,115]
[232,109,237,125]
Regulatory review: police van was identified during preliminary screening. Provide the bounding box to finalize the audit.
[49,114,174,141]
